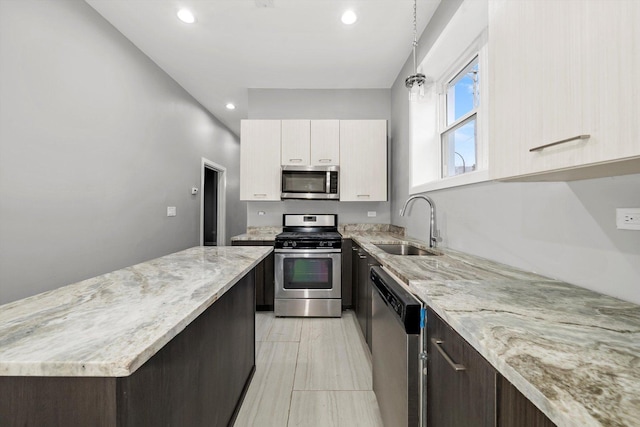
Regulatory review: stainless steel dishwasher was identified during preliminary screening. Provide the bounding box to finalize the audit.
[370,266,424,427]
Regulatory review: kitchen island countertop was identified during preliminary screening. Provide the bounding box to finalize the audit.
[343,230,640,427]
[0,246,272,377]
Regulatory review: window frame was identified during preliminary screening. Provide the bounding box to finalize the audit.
[408,31,489,195]
[440,55,480,179]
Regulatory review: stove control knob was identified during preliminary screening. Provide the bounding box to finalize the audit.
[283,242,289,247]
[319,241,325,247]
[292,241,297,247]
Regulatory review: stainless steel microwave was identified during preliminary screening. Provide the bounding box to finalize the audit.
[281,165,339,200]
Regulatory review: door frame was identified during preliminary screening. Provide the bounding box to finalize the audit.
[200,158,227,246]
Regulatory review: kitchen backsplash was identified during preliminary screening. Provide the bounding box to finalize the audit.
[246,200,391,227]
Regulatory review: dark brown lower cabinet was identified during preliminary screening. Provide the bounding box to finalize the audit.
[498,376,556,427]
[232,240,274,310]
[341,239,353,309]
[352,243,380,352]
[426,307,556,427]
[427,308,497,427]
[0,269,256,427]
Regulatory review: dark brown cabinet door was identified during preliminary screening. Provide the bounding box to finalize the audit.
[351,242,361,328]
[498,376,556,427]
[231,240,274,310]
[353,245,379,351]
[356,249,369,341]
[341,239,353,308]
[427,308,497,427]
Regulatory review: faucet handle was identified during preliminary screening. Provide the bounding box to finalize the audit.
[431,230,443,247]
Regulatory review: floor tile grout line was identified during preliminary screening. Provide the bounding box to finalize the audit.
[286,322,304,427]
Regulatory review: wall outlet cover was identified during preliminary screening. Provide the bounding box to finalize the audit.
[167,206,177,217]
[367,211,377,217]
[616,208,640,230]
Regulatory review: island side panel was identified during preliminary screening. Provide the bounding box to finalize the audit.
[116,269,256,427]
[0,377,117,426]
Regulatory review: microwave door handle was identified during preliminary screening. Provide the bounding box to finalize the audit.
[326,171,331,194]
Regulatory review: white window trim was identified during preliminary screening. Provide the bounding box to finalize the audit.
[409,0,489,195]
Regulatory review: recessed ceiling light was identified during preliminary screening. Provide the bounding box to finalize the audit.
[225,103,236,110]
[177,9,196,24]
[341,10,357,25]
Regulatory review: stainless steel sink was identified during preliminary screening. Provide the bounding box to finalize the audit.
[374,243,442,256]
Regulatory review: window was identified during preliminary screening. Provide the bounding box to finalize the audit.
[408,0,489,194]
[441,57,479,178]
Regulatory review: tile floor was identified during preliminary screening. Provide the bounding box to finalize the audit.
[234,311,384,427]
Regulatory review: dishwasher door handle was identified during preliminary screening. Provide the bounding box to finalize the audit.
[431,338,466,371]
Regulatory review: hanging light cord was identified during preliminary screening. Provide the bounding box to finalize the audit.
[405,0,426,93]
[412,0,418,74]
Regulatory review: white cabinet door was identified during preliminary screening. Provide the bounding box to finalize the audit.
[281,120,310,166]
[311,120,340,166]
[240,120,281,201]
[339,120,387,201]
[489,0,640,180]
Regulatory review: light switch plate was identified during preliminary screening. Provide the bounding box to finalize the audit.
[167,206,177,217]
[616,208,640,230]
[367,211,377,217]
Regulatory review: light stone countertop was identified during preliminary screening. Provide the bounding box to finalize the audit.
[345,231,640,427]
[230,224,404,242]
[0,246,272,377]
[230,226,282,241]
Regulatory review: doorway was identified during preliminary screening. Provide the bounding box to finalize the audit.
[203,167,218,246]
[200,158,226,246]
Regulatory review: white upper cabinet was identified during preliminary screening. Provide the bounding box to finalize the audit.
[310,120,340,166]
[281,120,340,166]
[240,120,281,201]
[339,120,387,201]
[489,0,640,181]
[281,120,311,166]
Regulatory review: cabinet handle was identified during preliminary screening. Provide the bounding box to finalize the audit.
[431,338,466,371]
[529,134,590,152]
[318,159,332,162]
[357,194,371,198]
[358,254,367,259]
[289,158,303,162]
[253,193,267,197]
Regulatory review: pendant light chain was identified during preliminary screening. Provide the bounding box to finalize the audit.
[406,0,426,98]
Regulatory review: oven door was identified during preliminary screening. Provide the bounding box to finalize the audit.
[274,250,342,299]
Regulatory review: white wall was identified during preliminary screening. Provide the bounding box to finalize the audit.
[0,0,245,304]
[246,89,392,226]
[390,0,640,304]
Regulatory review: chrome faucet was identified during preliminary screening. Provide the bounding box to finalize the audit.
[400,194,442,248]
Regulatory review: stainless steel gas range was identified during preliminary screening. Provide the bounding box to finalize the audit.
[274,214,342,317]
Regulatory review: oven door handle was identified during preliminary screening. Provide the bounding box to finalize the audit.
[275,248,341,254]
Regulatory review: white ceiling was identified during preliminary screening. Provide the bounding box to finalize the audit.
[85,0,441,135]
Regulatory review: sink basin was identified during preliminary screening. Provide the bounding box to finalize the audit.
[374,243,442,256]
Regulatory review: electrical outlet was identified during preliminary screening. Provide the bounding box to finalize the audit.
[367,211,377,217]
[258,211,266,216]
[616,208,640,230]
[167,206,177,217]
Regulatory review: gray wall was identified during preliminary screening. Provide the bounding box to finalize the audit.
[390,0,640,304]
[247,89,392,226]
[0,0,245,304]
